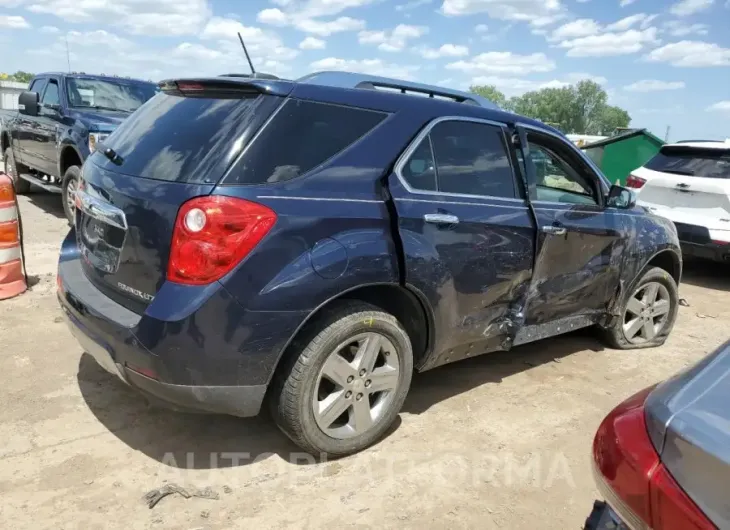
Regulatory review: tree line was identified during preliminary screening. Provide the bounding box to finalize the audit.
[470,80,631,136]
[0,71,34,83]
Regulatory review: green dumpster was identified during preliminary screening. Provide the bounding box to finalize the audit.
[581,128,664,186]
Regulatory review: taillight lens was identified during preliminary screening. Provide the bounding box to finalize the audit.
[167,196,277,285]
[593,387,716,530]
[626,174,646,189]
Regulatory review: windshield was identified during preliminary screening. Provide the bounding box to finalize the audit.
[65,77,158,113]
[645,146,730,179]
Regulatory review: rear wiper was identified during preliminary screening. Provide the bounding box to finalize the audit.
[662,169,695,176]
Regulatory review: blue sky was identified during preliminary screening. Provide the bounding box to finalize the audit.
[1,0,729,140]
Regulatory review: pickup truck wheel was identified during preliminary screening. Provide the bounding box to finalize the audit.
[270,302,413,457]
[3,148,31,194]
[603,267,679,349]
[62,165,81,224]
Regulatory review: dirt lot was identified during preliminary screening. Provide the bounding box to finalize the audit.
[1,189,729,530]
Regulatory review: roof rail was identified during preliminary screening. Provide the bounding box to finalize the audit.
[296,71,499,110]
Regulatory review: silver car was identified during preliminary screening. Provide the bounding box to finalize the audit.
[586,339,729,530]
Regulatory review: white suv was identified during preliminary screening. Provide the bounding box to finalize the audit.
[629,140,730,263]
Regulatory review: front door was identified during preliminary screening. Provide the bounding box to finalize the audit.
[15,77,46,170]
[36,77,64,176]
[388,117,536,369]
[517,125,625,326]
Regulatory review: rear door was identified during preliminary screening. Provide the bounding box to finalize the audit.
[635,145,730,238]
[388,117,536,368]
[75,83,285,313]
[517,125,624,325]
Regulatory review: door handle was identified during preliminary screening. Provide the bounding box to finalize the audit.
[424,213,459,225]
[541,225,567,236]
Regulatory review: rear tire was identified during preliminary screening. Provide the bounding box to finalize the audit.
[603,267,679,349]
[3,148,31,194]
[62,165,81,224]
[270,302,413,457]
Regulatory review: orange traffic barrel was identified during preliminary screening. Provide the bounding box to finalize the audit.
[0,172,27,300]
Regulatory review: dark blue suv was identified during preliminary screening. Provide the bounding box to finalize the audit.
[58,72,682,456]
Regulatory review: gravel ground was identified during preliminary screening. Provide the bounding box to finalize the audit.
[1,187,729,529]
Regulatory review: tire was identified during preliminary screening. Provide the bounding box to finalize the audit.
[603,267,679,349]
[62,165,81,224]
[3,148,31,194]
[270,301,413,457]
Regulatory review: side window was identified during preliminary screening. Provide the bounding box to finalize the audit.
[229,99,387,184]
[28,78,45,95]
[527,135,597,205]
[41,80,60,107]
[401,137,437,191]
[430,120,516,199]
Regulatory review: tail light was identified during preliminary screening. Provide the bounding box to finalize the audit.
[593,388,716,530]
[627,174,646,189]
[167,196,276,285]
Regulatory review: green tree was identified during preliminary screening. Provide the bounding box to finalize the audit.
[9,71,34,83]
[468,84,510,110]
[471,79,631,134]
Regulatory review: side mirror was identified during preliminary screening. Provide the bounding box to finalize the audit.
[18,91,39,117]
[607,184,636,209]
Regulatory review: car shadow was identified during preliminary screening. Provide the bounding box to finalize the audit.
[404,328,603,414]
[22,190,66,220]
[680,258,730,292]
[77,329,601,468]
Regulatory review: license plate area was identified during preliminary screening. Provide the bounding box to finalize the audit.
[75,188,128,275]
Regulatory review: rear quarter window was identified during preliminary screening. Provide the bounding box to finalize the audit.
[225,99,387,185]
[645,147,730,179]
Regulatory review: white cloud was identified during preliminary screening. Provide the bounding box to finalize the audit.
[172,42,223,61]
[27,0,211,36]
[40,25,59,33]
[619,0,637,6]
[707,101,730,112]
[66,30,134,49]
[447,51,556,75]
[258,0,376,35]
[396,0,433,11]
[670,0,714,16]
[359,24,428,52]
[606,14,655,31]
[624,79,686,92]
[310,57,420,79]
[416,43,469,58]
[199,16,299,62]
[663,20,709,36]
[558,27,659,57]
[440,0,565,26]
[475,23,488,33]
[299,36,326,49]
[550,19,601,40]
[0,15,29,28]
[564,72,608,84]
[645,40,730,67]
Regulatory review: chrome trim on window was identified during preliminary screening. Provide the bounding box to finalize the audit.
[393,115,526,204]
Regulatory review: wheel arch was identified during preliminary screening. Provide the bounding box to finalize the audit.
[268,282,434,385]
[644,249,682,285]
[59,144,83,177]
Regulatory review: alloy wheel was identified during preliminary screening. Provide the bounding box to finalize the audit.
[65,178,77,216]
[313,332,400,439]
[622,281,671,344]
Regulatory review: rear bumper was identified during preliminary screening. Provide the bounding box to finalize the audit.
[61,305,266,416]
[57,229,308,417]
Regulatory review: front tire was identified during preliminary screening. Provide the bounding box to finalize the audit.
[270,302,413,457]
[62,165,81,224]
[3,148,31,194]
[604,267,679,349]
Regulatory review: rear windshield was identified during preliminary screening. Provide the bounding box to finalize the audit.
[645,146,730,179]
[98,93,276,183]
[224,99,387,184]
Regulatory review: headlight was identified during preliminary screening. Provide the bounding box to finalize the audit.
[88,133,109,153]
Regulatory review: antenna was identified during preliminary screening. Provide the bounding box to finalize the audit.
[65,35,71,72]
[238,32,256,75]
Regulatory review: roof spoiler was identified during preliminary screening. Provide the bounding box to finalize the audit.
[158,77,293,98]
